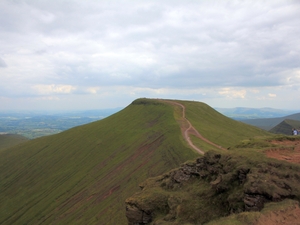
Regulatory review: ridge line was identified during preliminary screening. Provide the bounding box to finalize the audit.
[161,100,226,154]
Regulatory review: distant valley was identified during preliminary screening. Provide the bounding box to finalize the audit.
[216,107,300,135]
[1,106,299,139]
[215,107,299,120]
[240,113,300,134]
[0,108,121,139]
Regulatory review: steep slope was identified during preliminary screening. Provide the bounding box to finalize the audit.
[0,99,198,225]
[0,98,272,225]
[269,119,300,135]
[0,134,28,151]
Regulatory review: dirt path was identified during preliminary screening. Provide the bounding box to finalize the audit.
[162,100,226,154]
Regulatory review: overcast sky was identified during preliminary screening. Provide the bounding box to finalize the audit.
[1,0,300,111]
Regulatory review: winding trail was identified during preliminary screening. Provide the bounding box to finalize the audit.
[162,100,226,154]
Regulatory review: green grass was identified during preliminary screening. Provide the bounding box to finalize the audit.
[190,135,222,153]
[270,119,300,135]
[127,148,300,225]
[127,177,228,225]
[0,134,28,151]
[180,100,272,148]
[228,135,300,161]
[0,98,276,225]
[0,99,198,225]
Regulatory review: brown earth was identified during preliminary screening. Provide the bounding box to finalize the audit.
[255,201,300,225]
[265,139,300,164]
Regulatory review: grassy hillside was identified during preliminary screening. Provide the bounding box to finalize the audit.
[179,101,272,149]
[269,119,300,135]
[0,134,28,151]
[0,99,198,225]
[0,98,272,225]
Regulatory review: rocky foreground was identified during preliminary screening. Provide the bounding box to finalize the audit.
[125,151,300,225]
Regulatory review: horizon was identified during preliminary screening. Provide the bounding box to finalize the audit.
[1,1,300,111]
[0,101,299,113]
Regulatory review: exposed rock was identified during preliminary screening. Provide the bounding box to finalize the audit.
[125,151,300,225]
[237,167,250,184]
[244,194,266,211]
[173,169,191,183]
[126,204,152,225]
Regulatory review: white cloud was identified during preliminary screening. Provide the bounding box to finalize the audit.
[33,84,76,95]
[1,0,300,110]
[268,93,276,98]
[86,87,99,94]
[218,88,247,99]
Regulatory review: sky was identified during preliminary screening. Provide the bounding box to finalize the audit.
[1,0,300,111]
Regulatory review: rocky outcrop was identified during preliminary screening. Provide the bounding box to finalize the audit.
[125,204,152,225]
[125,151,300,225]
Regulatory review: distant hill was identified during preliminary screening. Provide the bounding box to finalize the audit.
[215,107,299,120]
[241,112,300,131]
[0,98,271,225]
[269,119,300,135]
[0,134,28,151]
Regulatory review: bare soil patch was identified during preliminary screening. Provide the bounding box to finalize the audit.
[256,201,300,225]
[265,140,300,164]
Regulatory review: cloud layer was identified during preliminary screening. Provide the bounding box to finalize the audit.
[1,0,300,110]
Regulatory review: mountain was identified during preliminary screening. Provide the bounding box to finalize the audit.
[215,107,299,120]
[0,98,271,225]
[0,134,28,151]
[241,112,300,131]
[269,119,300,135]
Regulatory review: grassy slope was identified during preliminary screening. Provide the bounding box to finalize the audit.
[0,99,197,225]
[270,119,300,135]
[0,134,28,151]
[0,98,274,225]
[123,100,299,225]
[180,100,272,149]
